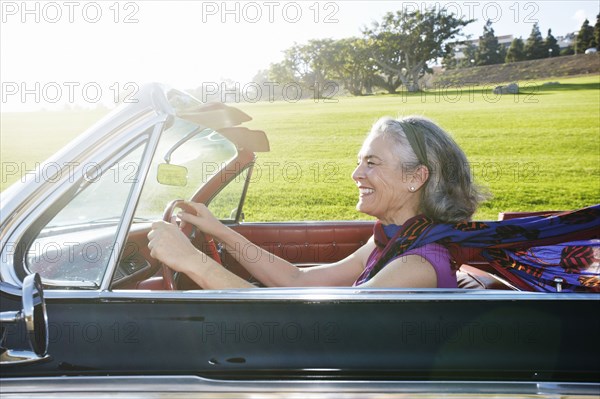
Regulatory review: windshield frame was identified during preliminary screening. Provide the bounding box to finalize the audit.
[17,126,163,290]
[2,115,170,290]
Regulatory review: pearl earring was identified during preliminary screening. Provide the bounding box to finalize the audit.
[409,186,416,192]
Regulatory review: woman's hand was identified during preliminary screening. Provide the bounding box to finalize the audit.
[147,218,256,290]
[147,220,204,273]
[176,201,226,238]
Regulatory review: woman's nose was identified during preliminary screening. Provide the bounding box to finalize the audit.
[352,163,363,182]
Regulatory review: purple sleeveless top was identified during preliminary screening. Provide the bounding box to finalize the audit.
[353,222,457,288]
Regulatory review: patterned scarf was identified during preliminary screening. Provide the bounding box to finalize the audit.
[354,204,600,292]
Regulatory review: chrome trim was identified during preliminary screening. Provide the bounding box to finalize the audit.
[0,282,21,297]
[99,121,168,291]
[1,274,49,364]
[31,287,600,302]
[23,273,48,356]
[0,376,599,398]
[38,279,99,289]
[0,349,50,365]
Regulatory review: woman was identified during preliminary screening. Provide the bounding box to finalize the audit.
[147,116,485,289]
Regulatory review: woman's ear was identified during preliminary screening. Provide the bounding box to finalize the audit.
[410,165,430,190]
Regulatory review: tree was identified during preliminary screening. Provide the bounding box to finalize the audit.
[559,32,576,56]
[544,29,560,58]
[364,9,474,92]
[248,69,270,101]
[594,14,600,50]
[576,19,594,53]
[268,60,296,84]
[505,37,526,63]
[442,41,477,69]
[560,47,575,56]
[328,38,378,95]
[524,23,546,60]
[365,28,403,93]
[268,39,339,99]
[476,20,504,65]
[462,43,478,67]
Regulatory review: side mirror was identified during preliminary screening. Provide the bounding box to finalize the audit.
[0,273,50,365]
[157,163,188,187]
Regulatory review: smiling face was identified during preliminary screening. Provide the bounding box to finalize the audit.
[351,134,423,225]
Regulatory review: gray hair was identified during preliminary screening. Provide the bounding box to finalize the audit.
[368,116,487,223]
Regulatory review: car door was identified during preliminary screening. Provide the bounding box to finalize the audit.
[3,282,600,384]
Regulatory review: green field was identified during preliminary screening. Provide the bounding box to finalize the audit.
[1,75,599,221]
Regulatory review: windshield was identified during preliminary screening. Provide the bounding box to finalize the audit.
[134,117,238,220]
[45,144,148,228]
[25,113,238,288]
[27,142,148,287]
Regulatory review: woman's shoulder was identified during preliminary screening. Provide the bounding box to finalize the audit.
[402,243,450,258]
[401,243,456,288]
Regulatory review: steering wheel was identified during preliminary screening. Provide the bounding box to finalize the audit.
[161,199,222,290]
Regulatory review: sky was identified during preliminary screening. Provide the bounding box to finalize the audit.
[1,0,598,111]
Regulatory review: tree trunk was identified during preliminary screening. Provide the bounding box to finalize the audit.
[406,68,422,92]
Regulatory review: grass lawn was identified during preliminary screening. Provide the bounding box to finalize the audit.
[1,75,599,221]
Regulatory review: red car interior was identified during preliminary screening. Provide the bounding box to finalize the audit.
[124,214,562,291]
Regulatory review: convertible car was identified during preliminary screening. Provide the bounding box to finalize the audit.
[1,84,599,398]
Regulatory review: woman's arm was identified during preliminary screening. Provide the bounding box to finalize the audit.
[215,225,372,287]
[148,201,373,288]
[356,255,438,288]
[357,243,453,288]
[147,221,256,289]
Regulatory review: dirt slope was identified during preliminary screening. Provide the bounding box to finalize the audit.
[433,54,599,86]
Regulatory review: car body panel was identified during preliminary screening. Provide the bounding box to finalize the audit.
[2,287,599,381]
